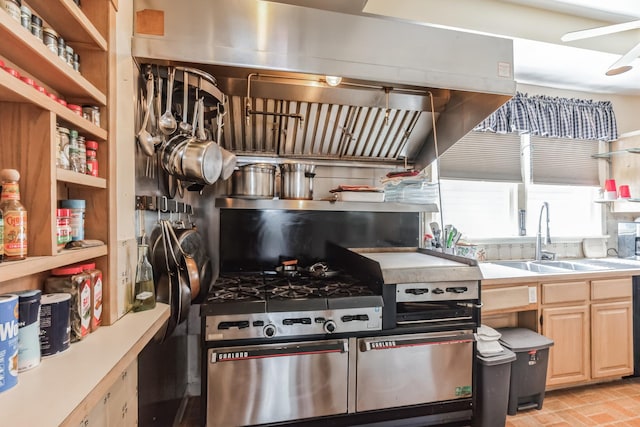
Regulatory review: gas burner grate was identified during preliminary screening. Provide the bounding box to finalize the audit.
[207,273,376,302]
[268,283,322,299]
[207,275,269,302]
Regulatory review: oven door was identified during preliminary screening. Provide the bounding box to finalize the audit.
[207,339,348,427]
[356,331,474,412]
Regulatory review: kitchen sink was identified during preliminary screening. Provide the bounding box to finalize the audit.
[491,261,571,273]
[491,258,640,273]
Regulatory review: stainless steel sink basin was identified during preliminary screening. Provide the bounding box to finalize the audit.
[491,261,571,273]
[491,258,640,273]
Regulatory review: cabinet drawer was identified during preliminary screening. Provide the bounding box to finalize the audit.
[591,278,631,301]
[542,281,589,304]
[482,286,532,312]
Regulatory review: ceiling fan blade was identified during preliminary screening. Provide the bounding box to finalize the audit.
[606,40,640,76]
[561,19,640,42]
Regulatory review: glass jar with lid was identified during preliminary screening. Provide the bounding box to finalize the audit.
[43,27,59,55]
[56,125,70,170]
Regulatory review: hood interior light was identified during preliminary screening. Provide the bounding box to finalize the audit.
[325,76,342,86]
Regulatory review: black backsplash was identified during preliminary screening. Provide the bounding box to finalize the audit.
[219,210,419,271]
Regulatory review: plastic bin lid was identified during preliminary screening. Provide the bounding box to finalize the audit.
[477,348,516,365]
[497,327,554,352]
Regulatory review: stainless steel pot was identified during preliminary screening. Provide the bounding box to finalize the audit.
[231,163,277,199]
[280,162,316,200]
[161,134,222,185]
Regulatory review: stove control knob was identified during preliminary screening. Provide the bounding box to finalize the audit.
[433,288,445,294]
[263,324,277,338]
[324,320,337,334]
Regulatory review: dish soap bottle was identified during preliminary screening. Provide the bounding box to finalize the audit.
[0,169,27,260]
[133,240,156,312]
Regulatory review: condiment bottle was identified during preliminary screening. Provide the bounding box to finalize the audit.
[0,169,27,261]
[133,242,156,312]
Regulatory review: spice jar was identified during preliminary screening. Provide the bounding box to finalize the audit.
[78,262,102,332]
[67,104,82,116]
[82,105,100,127]
[60,199,85,241]
[30,14,42,41]
[45,265,91,342]
[42,27,58,55]
[73,53,80,72]
[57,36,66,61]
[85,140,98,177]
[55,208,71,251]
[68,129,81,173]
[65,45,74,68]
[56,125,70,170]
[4,0,21,23]
[77,135,86,174]
[19,4,30,30]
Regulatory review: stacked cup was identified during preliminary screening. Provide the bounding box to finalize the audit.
[604,179,617,200]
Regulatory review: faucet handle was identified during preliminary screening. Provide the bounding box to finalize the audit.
[540,250,556,261]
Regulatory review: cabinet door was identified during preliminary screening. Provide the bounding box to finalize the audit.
[591,301,633,378]
[541,305,590,386]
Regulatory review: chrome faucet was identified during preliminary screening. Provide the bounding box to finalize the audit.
[535,202,555,261]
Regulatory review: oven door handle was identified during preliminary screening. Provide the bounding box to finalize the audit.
[360,334,475,352]
[212,340,348,363]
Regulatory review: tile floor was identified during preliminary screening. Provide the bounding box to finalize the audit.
[507,377,640,426]
[179,377,640,426]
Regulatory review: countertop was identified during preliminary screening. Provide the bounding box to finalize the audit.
[0,303,170,427]
[480,259,640,285]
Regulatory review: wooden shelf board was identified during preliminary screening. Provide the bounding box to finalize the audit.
[57,168,107,188]
[0,245,108,284]
[0,70,107,141]
[27,0,107,51]
[0,13,106,105]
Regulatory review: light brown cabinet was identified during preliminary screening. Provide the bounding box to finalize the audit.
[541,304,590,386]
[80,360,138,427]
[540,277,633,388]
[0,1,118,322]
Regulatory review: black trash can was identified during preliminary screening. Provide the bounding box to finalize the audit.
[475,348,516,427]
[497,328,554,416]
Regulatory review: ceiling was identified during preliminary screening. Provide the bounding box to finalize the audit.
[270,0,640,95]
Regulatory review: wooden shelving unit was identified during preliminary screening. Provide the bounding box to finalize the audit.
[0,1,115,321]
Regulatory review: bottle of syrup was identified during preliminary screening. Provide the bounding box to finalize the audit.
[0,169,27,261]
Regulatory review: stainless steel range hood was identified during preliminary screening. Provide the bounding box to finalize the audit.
[132,0,515,169]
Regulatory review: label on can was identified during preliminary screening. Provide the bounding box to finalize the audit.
[16,290,41,372]
[0,294,19,393]
[40,293,71,357]
[3,210,27,257]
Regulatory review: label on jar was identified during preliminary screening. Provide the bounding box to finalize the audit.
[80,279,91,337]
[1,182,19,201]
[3,209,27,257]
[92,274,102,330]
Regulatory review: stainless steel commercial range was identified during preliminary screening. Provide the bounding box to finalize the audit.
[201,237,483,427]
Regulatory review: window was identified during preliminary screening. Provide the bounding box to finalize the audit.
[437,131,604,239]
[439,180,518,238]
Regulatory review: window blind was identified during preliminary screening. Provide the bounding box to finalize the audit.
[530,136,599,185]
[438,131,521,182]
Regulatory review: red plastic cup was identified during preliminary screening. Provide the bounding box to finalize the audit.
[604,179,617,192]
[619,185,631,199]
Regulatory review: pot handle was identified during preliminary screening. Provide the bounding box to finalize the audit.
[304,172,316,178]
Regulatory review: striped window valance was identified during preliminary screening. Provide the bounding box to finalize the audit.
[474,92,618,142]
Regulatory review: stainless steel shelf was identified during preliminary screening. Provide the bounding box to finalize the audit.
[592,148,640,159]
[215,198,439,212]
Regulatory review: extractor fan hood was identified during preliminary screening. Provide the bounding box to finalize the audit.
[132,0,515,169]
